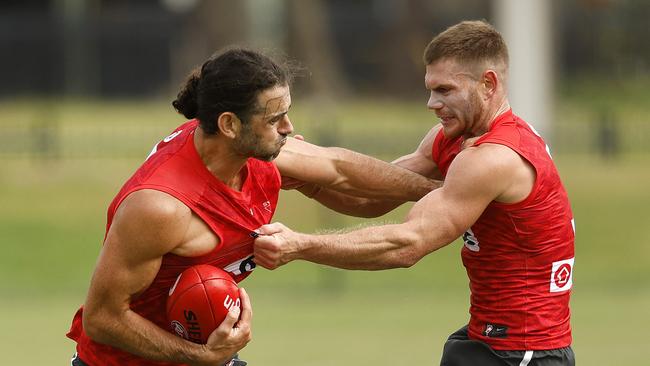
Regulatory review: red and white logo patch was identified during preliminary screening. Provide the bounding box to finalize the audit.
[550,257,574,292]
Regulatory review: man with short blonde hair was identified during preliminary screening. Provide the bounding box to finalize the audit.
[254,20,576,366]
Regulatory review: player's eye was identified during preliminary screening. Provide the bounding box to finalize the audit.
[269,115,284,124]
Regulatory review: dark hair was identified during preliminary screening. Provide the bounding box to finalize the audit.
[423,20,508,70]
[172,48,293,134]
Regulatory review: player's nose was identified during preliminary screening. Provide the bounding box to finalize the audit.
[427,95,443,110]
[278,115,293,136]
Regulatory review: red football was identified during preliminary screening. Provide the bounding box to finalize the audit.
[166,264,240,344]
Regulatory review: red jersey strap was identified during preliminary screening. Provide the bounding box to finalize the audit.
[431,109,516,177]
[474,109,520,153]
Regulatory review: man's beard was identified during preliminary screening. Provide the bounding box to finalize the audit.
[456,89,484,137]
[233,125,284,162]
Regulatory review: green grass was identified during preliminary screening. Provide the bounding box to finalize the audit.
[0,97,649,365]
[1,154,648,365]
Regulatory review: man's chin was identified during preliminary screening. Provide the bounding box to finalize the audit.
[254,150,281,162]
[441,126,459,139]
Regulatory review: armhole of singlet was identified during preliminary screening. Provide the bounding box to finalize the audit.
[475,138,540,210]
[270,161,282,188]
[109,185,225,245]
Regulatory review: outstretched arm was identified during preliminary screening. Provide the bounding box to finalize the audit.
[275,135,439,202]
[83,190,252,366]
[278,125,443,217]
[256,144,526,270]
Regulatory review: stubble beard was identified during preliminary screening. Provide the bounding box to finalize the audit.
[234,125,284,162]
[462,89,485,137]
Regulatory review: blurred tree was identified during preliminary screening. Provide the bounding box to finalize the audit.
[169,0,250,91]
[287,0,348,98]
[0,0,646,98]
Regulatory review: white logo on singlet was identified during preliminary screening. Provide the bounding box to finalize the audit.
[146,129,184,160]
[550,257,574,292]
[223,255,256,276]
[163,130,183,143]
[463,229,480,252]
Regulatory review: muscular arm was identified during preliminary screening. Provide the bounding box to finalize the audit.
[275,135,439,203]
[256,144,534,270]
[82,190,251,365]
[281,126,443,217]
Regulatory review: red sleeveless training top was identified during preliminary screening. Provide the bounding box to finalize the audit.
[67,120,281,365]
[432,110,575,350]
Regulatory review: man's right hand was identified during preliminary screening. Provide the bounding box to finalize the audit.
[194,288,253,366]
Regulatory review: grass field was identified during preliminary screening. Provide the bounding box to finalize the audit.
[1,97,649,365]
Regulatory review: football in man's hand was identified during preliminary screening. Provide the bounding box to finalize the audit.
[166,264,240,344]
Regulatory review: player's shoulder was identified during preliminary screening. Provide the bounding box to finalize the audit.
[415,123,444,157]
[106,189,194,257]
[422,124,444,146]
[117,189,192,226]
[466,142,520,160]
[453,142,523,177]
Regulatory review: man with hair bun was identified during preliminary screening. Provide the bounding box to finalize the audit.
[254,20,576,365]
[67,47,440,366]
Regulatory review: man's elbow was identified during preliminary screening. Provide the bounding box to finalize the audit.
[392,226,455,268]
[82,307,113,344]
[395,246,429,268]
[393,232,431,268]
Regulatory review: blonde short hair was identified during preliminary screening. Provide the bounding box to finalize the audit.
[423,20,509,75]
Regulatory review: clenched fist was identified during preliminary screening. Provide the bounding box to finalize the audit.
[253,222,302,270]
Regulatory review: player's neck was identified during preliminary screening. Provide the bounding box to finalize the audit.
[194,128,248,190]
[491,99,511,122]
[463,98,510,140]
[472,99,511,136]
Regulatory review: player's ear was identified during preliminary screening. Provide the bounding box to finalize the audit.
[217,112,241,139]
[481,70,499,99]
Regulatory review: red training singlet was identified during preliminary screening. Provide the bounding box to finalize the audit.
[67,120,281,365]
[432,110,575,350]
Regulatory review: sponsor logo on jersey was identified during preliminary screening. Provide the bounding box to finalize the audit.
[463,229,480,252]
[483,323,508,338]
[250,201,272,216]
[550,257,574,292]
[223,255,257,276]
